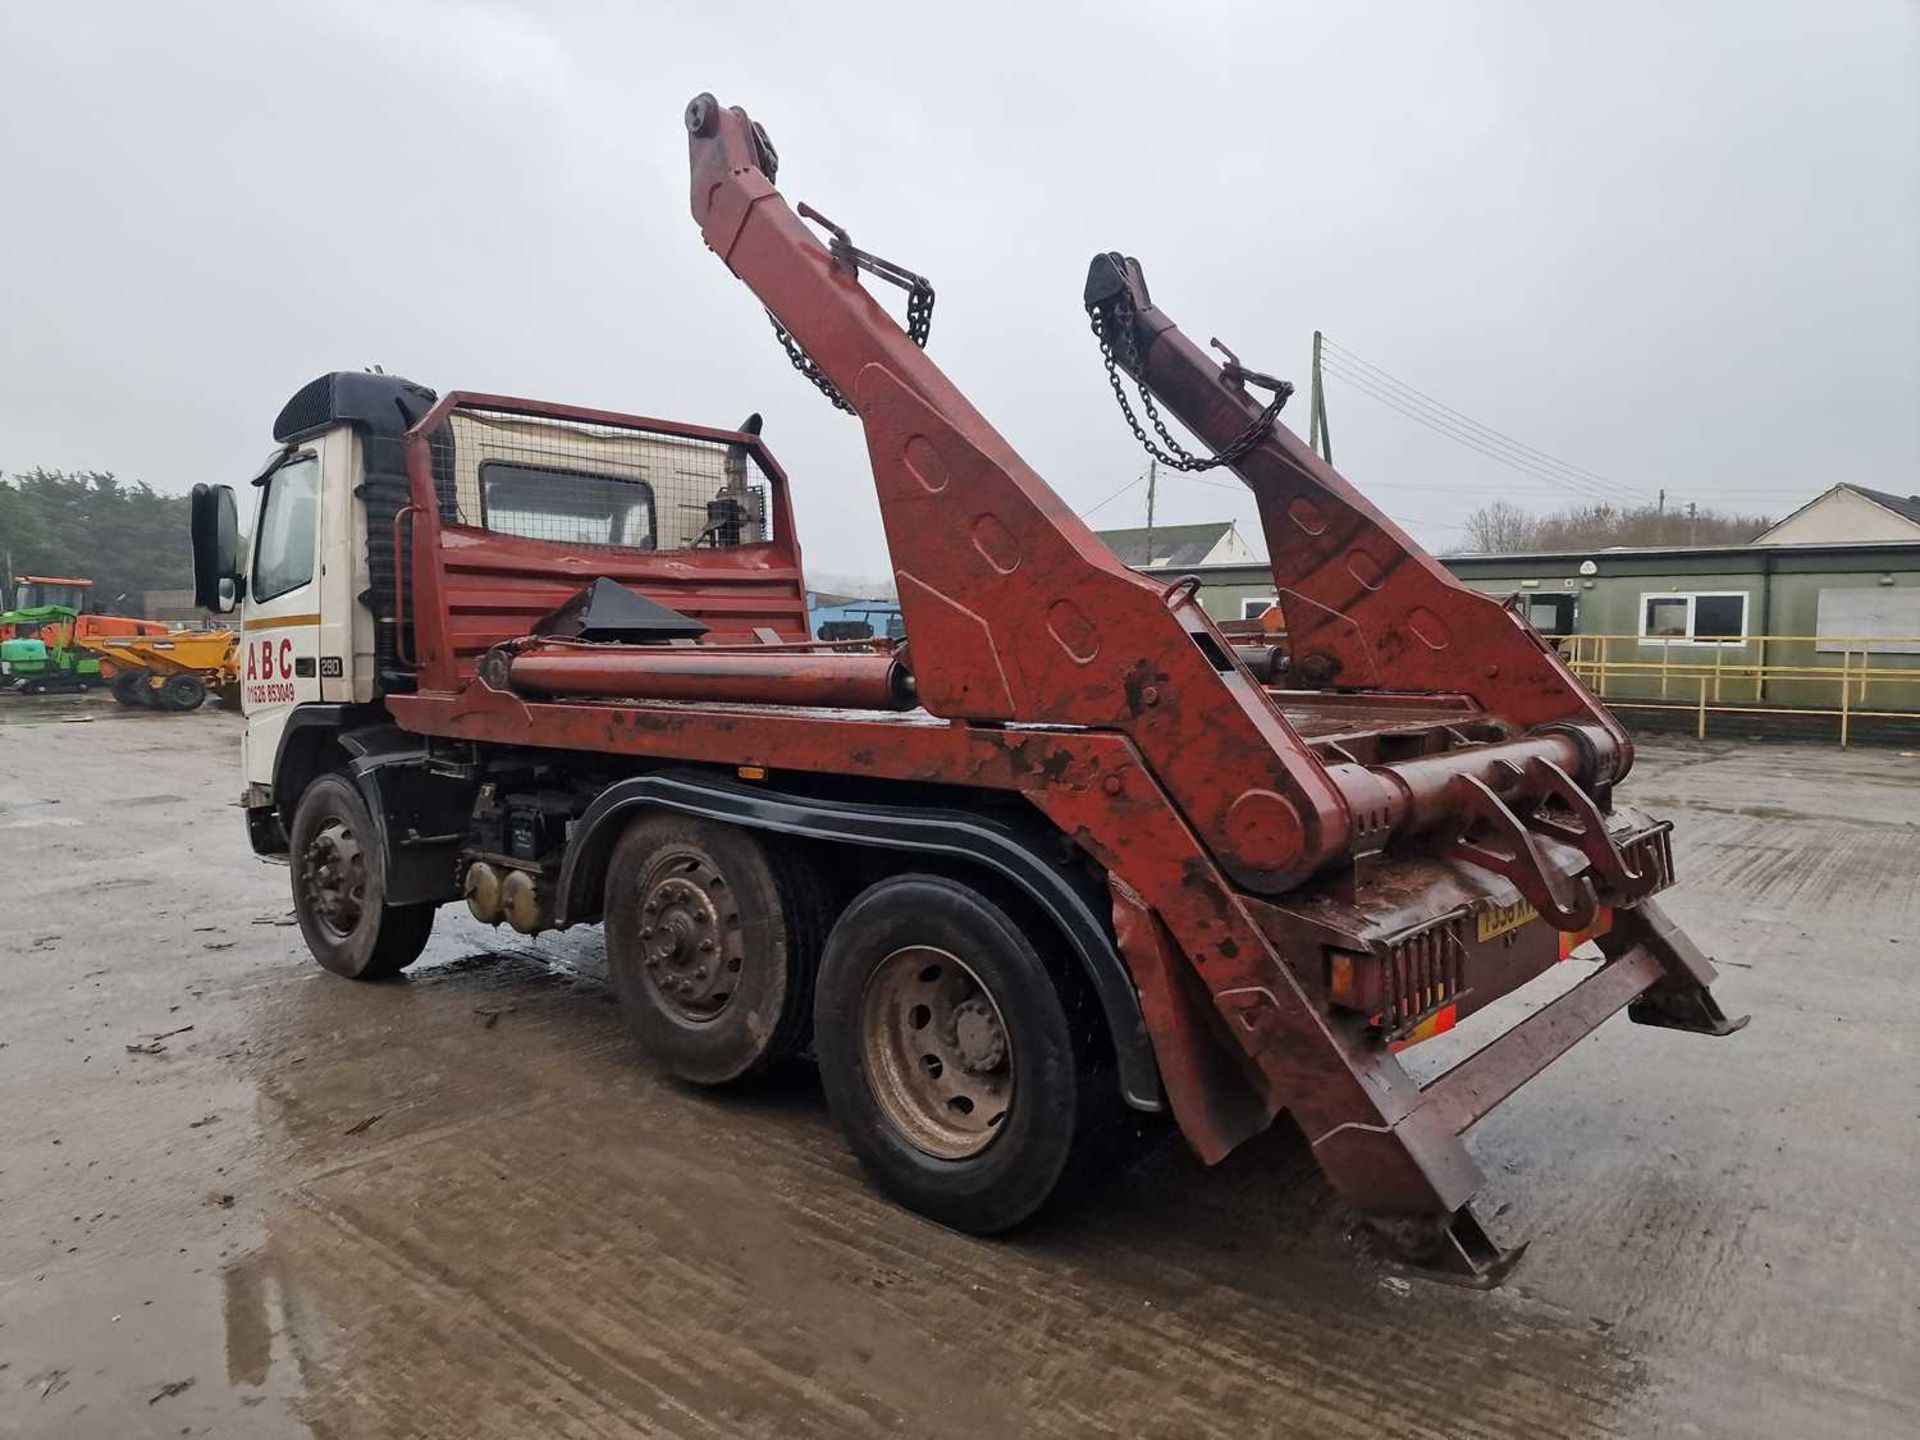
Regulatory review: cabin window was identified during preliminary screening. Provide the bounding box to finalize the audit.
[480,463,657,551]
[13,581,87,611]
[1639,591,1748,644]
[1241,596,1278,620]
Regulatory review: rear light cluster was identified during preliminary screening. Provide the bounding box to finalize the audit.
[1328,914,1470,1040]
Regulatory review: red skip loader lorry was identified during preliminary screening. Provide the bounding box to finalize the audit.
[190,94,1743,1284]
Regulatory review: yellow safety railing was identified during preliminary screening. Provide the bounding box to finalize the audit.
[1560,633,1920,746]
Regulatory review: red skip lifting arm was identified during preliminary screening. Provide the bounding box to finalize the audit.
[685,93,1363,892]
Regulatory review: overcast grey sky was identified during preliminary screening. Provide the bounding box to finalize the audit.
[2,1,1914,579]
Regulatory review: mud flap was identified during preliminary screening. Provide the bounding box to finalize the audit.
[341,732,474,907]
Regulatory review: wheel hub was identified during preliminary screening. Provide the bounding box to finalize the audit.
[301,819,366,938]
[947,997,1007,1073]
[859,946,1014,1160]
[638,853,741,1021]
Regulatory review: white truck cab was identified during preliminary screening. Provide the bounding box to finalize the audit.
[192,373,443,859]
[235,427,376,797]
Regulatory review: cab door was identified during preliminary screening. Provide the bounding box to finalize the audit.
[240,447,327,789]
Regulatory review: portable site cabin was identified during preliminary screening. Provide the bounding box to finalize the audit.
[1178,540,1920,731]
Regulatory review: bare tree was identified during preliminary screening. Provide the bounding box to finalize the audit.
[1532,501,1771,550]
[1461,500,1539,553]
[1453,499,1773,554]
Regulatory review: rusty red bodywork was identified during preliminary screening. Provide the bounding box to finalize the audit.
[377,94,1742,1280]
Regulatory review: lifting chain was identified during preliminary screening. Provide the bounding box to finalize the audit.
[770,311,857,413]
[769,204,935,414]
[1086,288,1292,472]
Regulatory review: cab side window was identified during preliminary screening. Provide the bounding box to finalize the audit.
[252,456,320,602]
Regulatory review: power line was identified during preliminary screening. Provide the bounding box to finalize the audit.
[1142,451,1479,536]
[1319,356,1634,501]
[1319,337,1643,499]
[1319,361,1641,505]
[1364,482,1567,495]
[1318,339,1648,505]
[1321,339,1635,494]
[1179,473,1244,493]
[1079,471,1148,520]
[1169,423,1597,505]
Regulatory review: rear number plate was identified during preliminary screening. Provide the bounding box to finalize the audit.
[1477,900,1539,941]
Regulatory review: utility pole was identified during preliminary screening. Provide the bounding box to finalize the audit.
[1657,488,1665,516]
[1144,460,1157,566]
[1308,331,1333,463]
[1687,500,1697,546]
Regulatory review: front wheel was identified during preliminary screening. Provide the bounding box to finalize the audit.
[159,674,207,711]
[288,773,435,980]
[813,873,1115,1235]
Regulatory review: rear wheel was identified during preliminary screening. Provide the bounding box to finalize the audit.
[813,873,1114,1235]
[604,814,824,1085]
[110,670,152,707]
[289,774,435,980]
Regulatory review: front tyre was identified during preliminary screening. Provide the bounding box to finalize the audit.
[813,873,1111,1235]
[160,674,207,711]
[288,773,435,980]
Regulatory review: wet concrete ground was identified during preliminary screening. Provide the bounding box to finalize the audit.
[0,693,1914,1438]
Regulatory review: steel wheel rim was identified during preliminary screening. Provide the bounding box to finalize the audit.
[302,818,367,939]
[859,945,1014,1160]
[637,847,743,1023]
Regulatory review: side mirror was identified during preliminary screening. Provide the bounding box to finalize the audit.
[191,483,241,613]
